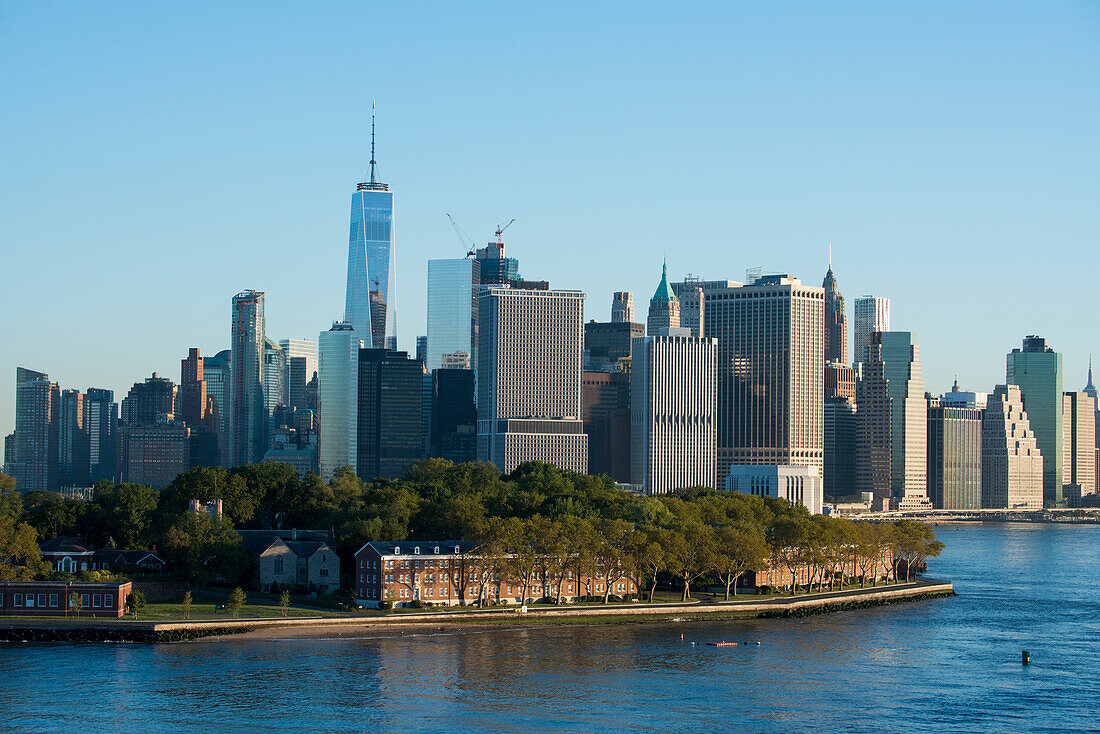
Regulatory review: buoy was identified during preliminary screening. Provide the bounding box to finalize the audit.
[1022,650,1030,665]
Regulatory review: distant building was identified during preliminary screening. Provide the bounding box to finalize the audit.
[11,367,59,492]
[611,291,634,323]
[179,347,210,427]
[318,322,361,479]
[474,240,520,286]
[583,371,631,482]
[646,261,681,336]
[853,296,890,366]
[982,384,1044,510]
[477,286,587,473]
[279,339,318,411]
[822,264,847,365]
[725,465,824,515]
[85,388,118,483]
[239,529,340,594]
[825,362,858,402]
[357,348,425,480]
[630,329,717,495]
[230,290,267,466]
[58,389,88,489]
[584,320,644,372]
[427,258,480,372]
[121,373,177,427]
[926,399,983,510]
[1063,391,1096,499]
[430,368,476,463]
[119,423,190,489]
[823,398,857,499]
[263,338,285,418]
[202,350,231,467]
[1007,336,1063,505]
[942,376,988,409]
[670,279,704,337]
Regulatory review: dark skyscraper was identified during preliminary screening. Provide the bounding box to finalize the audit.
[59,389,89,488]
[582,371,631,482]
[121,373,176,427]
[11,367,59,492]
[823,262,847,365]
[86,388,118,484]
[357,348,425,479]
[430,368,476,463]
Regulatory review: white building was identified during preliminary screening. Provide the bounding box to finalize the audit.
[318,321,361,479]
[630,328,717,495]
[725,465,824,515]
[853,295,890,366]
[982,384,1043,510]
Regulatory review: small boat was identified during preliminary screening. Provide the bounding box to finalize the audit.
[706,641,738,647]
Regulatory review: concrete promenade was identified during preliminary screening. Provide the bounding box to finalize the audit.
[0,578,953,641]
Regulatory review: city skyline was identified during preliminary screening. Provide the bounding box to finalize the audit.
[2,4,1099,442]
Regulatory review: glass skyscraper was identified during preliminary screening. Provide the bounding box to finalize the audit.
[230,290,266,466]
[1007,335,1063,505]
[345,112,396,350]
[426,258,480,371]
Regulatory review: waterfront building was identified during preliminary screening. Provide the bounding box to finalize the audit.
[611,291,634,323]
[0,580,131,618]
[238,530,340,594]
[852,295,890,366]
[823,398,857,499]
[477,286,587,474]
[982,384,1044,509]
[1062,391,1096,500]
[426,258,480,371]
[202,350,231,467]
[230,290,267,466]
[583,371,631,482]
[630,329,717,495]
[346,110,396,350]
[121,373,176,427]
[357,348,425,480]
[58,389,88,489]
[1006,336,1063,505]
[318,322,361,479]
[725,465,824,515]
[119,423,190,489]
[11,368,60,492]
[85,388,118,483]
[857,332,929,507]
[822,264,847,365]
[926,398,983,510]
[429,368,476,463]
[646,261,681,336]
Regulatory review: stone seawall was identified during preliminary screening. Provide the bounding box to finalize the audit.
[0,580,953,643]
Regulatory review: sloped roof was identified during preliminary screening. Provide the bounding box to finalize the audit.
[651,261,677,304]
[39,537,93,555]
[357,540,476,557]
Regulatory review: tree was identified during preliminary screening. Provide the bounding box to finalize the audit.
[280,589,291,617]
[69,591,82,616]
[594,519,633,603]
[0,473,21,521]
[713,522,768,599]
[853,522,880,588]
[128,590,146,619]
[0,516,48,581]
[181,590,193,620]
[227,587,246,617]
[93,482,159,548]
[895,520,943,582]
[624,528,663,602]
[665,522,716,602]
[161,513,248,586]
[767,515,810,595]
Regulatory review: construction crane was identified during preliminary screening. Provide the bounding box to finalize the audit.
[494,218,516,244]
[446,213,478,257]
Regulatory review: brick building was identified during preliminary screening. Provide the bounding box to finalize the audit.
[0,580,132,617]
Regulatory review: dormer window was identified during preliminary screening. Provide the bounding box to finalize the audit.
[453,546,460,554]
[394,546,400,555]
[414,547,420,555]
[434,546,440,554]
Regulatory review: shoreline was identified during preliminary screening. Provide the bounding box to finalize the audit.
[0,579,953,643]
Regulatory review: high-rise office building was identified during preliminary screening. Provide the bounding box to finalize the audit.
[647,262,681,336]
[85,388,118,483]
[277,339,317,411]
[696,275,824,484]
[179,347,209,427]
[822,264,847,365]
[726,465,824,515]
[857,332,928,507]
[926,398,983,510]
[318,322,361,479]
[121,373,176,427]
[853,296,890,366]
[120,423,190,489]
[430,368,476,463]
[982,384,1043,509]
[58,389,88,488]
[474,240,520,286]
[823,398,857,499]
[477,287,587,473]
[1062,391,1096,500]
[584,321,644,372]
[582,371,631,482]
[230,290,267,466]
[1007,336,1063,505]
[611,292,634,323]
[11,368,60,492]
[263,338,285,418]
[345,110,396,350]
[630,330,717,494]
[357,349,425,480]
[942,376,988,409]
[426,258,480,371]
[203,350,231,467]
[825,363,858,402]
[415,336,427,363]
[671,278,742,340]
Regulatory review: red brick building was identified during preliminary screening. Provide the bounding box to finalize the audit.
[354,541,638,608]
[0,580,133,618]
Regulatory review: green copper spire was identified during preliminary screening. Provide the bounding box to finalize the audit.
[651,259,677,304]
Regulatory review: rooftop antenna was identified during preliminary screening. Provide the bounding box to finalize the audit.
[369,101,377,185]
[828,243,832,269]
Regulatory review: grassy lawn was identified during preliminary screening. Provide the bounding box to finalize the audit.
[136,590,351,621]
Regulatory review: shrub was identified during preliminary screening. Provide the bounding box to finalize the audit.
[379,600,392,610]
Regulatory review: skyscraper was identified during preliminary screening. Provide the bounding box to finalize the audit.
[179,347,209,427]
[230,290,266,466]
[318,321,361,479]
[430,368,476,463]
[279,339,318,410]
[357,349,425,479]
[85,388,118,483]
[11,368,59,492]
[58,389,88,488]
[477,286,587,473]
[345,108,396,350]
[202,350,231,467]
[120,373,176,427]
[582,371,631,482]
[263,338,285,418]
[630,330,717,494]
[823,398,857,499]
[822,264,847,365]
[1062,390,1096,500]
[853,296,890,366]
[926,398,983,510]
[647,261,681,336]
[982,384,1043,509]
[611,291,634,323]
[1007,336,1063,505]
[426,258,480,371]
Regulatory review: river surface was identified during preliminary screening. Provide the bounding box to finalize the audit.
[2,522,1099,733]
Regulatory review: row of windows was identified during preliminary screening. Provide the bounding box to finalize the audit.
[6,592,114,609]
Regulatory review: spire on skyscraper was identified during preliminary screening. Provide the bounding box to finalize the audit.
[370,101,377,186]
[1085,355,1097,399]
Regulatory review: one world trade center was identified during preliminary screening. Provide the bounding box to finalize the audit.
[346,107,396,350]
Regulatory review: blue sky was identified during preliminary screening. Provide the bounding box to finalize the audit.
[1,2,1098,445]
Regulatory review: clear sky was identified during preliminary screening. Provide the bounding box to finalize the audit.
[1,2,1098,448]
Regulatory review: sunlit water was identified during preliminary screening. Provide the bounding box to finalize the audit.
[2,523,1098,733]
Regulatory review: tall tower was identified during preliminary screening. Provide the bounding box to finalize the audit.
[982,384,1044,509]
[853,295,890,366]
[426,258,480,371]
[11,368,60,492]
[346,105,397,350]
[179,347,208,426]
[318,322,361,479]
[822,261,847,365]
[611,292,635,323]
[1006,336,1063,505]
[230,290,266,466]
[647,261,680,336]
